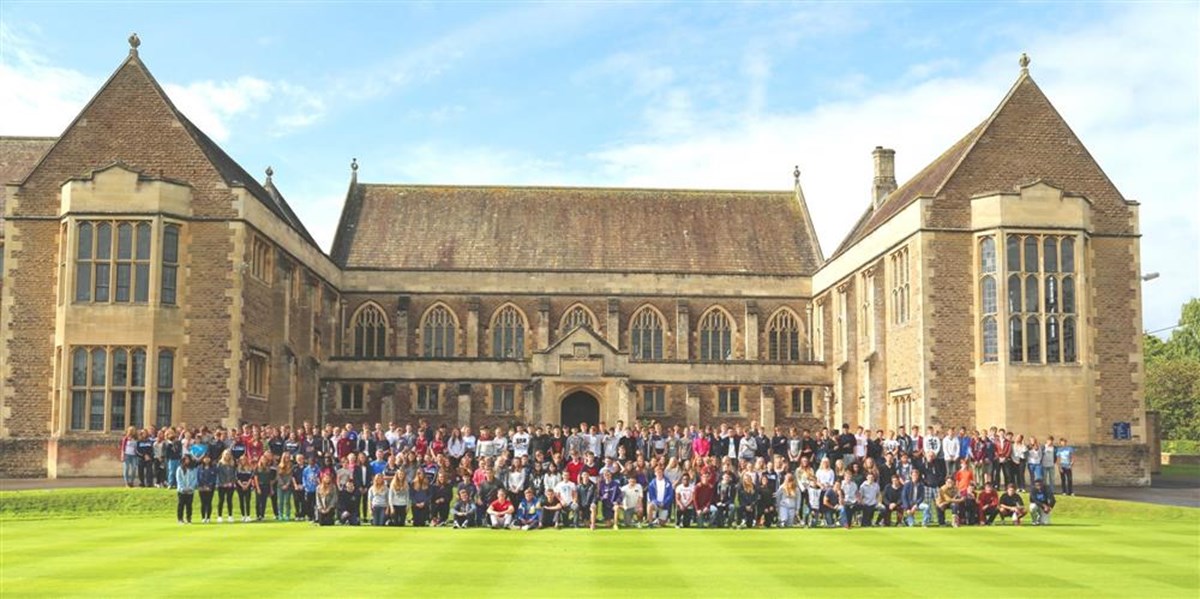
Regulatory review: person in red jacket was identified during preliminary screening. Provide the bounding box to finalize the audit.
[978,482,1000,525]
[694,472,716,527]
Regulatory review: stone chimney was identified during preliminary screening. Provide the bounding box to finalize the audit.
[872,146,897,209]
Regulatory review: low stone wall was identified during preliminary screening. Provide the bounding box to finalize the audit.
[53,437,123,477]
[1091,443,1151,487]
[1161,453,1200,466]
[0,439,49,478]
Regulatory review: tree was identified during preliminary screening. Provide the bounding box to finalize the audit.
[1145,298,1200,441]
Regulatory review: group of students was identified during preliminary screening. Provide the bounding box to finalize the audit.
[137,419,1069,528]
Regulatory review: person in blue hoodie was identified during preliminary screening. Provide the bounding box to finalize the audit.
[175,455,198,524]
[301,456,321,522]
[515,488,542,530]
[644,466,674,527]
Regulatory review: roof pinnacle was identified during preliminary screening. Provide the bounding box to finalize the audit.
[793,165,800,185]
[128,33,141,57]
[1019,52,1030,74]
[265,166,274,184]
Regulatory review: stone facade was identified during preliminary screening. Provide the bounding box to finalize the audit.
[0,44,1148,485]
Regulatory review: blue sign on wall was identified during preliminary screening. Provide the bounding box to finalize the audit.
[1112,422,1132,440]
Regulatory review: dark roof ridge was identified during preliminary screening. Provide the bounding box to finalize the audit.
[357,182,795,195]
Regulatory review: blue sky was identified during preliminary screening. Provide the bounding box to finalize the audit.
[1,2,1197,332]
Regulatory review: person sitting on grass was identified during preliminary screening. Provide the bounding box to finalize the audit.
[487,489,515,529]
[997,483,1026,525]
[901,470,931,527]
[1029,478,1056,526]
[957,484,979,526]
[935,477,963,527]
[516,488,543,530]
[452,488,476,528]
[978,482,1000,525]
[540,488,563,529]
[314,474,337,526]
[618,475,644,529]
[880,474,904,527]
[645,466,675,528]
[337,480,361,526]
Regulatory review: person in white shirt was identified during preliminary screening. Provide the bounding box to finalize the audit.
[674,474,696,528]
[854,427,868,462]
[618,477,643,529]
[942,432,960,475]
[511,426,531,459]
[553,478,577,527]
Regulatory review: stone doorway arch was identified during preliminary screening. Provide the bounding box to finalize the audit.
[560,390,600,431]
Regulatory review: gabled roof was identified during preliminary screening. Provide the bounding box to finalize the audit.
[829,122,985,258]
[330,183,824,275]
[829,67,1131,260]
[0,136,56,239]
[11,48,318,248]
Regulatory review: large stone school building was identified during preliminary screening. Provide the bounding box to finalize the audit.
[0,40,1150,484]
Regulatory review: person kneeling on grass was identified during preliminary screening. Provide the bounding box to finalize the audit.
[540,488,563,529]
[978,482,1000,525]
[516,488,543,530]
[1029,478,1056,526]
[175,454,198,524]
[452,488,476,528]
[314,474,337,526]
[645,466,674,528]
[618,476,644,529]
[997,483,1026,525]
[338,480,361,526]
[488,489,515,529]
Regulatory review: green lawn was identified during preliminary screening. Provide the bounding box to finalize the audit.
[1,489,1198,597]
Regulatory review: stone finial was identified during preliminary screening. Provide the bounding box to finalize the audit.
[1019,52,1030,73]
[128,33,141,56]
[793,165,800,184]
[350,158,358,184]
[351,158,358,172]
[265,166,274,183]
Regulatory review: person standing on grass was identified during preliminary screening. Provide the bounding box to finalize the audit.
[136,430,156,488]
[554,474,578,528]
[175,454,197,524]
[291,455,307,521]
[163,430,182,489]
[252,456,275,521]
[196,454,217,524]
[410,474,431,526]
[235,455,254,522]
[574,470,596,529]
[216,450,237,523]
[1029,478,1056,525]
[119,428,138,487]
[368,474,389,526]
[276,455,294,522]
[1026,437,1042,488]
[431,471,454,526]
[1041,437,1057,493]
[301,456,320,522]
[1056,439,1075,496]
[736,473,758,529]
[997,483,1026,525]
[487,489,515,529]
[387,472,410,526]
[1012,434,1027,492]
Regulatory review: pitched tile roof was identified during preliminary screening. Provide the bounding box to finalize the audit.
[8,52,318,248]
[829,70,1132,259]
[331,184,823,275]
[0,137,56,239]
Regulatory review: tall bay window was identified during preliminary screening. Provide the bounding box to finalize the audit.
[74,220,181,305]
[1004,233,1078,364]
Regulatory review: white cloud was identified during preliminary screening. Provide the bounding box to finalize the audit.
[164,78,326,142]
[578,4,1198,331]
[0,23,98,135]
